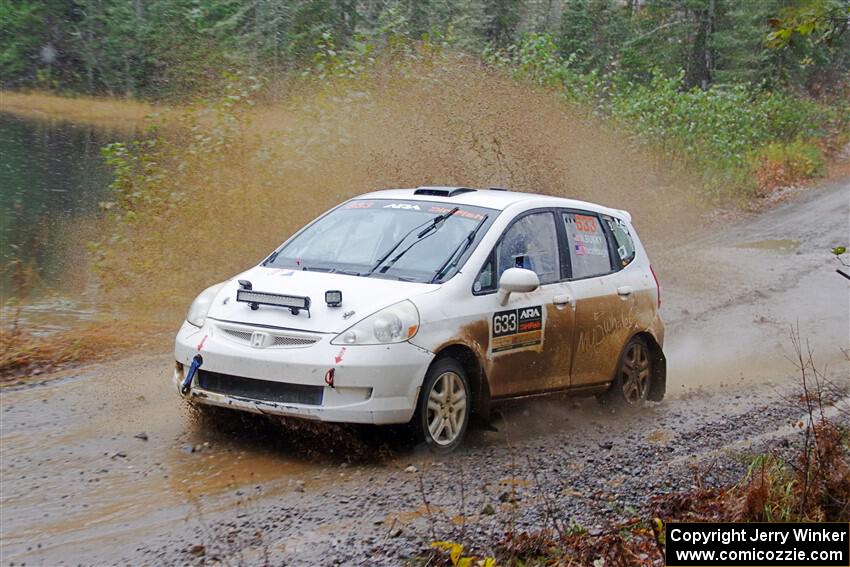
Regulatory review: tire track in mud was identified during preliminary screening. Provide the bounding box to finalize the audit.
[1,178,848,565]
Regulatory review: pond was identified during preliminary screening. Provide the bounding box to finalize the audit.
[0,113,120,329]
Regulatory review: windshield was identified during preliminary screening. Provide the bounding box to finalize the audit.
[264,199,497,283]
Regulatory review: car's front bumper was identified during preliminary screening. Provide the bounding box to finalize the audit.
[173,319,434,425]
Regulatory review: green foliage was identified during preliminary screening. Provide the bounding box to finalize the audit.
[608,74,831,196]
[767,0,850,48]
[558,0,631,75]
[495,33,843,200]
[0,0,43,85]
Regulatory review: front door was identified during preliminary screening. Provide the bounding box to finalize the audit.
[472,211,576,397]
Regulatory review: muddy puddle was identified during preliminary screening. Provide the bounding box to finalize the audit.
[735,238,800,252]
[0,356,325,558]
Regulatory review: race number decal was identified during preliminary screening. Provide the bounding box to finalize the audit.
[491,306,544,354]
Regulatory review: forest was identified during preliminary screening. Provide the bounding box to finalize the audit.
[2,0,848,200]
[2,0,849,98]
[0,0,850,98]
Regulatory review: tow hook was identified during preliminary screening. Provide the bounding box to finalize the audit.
[181,354,203,395]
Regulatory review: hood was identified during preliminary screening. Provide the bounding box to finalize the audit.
[207,266,437,333]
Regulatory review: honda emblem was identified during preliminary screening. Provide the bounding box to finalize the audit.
[250,332,268,348]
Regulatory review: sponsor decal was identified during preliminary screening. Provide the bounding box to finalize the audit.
[344,201,374,209]
[573,232,608,257]
[575,214,598,232]
[428,205,486,221]
[383,203,421,210]
[491,305,544,354]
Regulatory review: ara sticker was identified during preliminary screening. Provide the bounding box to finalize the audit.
[490,305,544,354]
[383,203,421,210]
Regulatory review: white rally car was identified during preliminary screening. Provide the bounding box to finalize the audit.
[174,186,665,452]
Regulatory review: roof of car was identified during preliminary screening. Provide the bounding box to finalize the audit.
[355,186,630,219]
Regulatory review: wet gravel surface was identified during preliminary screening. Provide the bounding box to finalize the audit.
[134,386,814,566]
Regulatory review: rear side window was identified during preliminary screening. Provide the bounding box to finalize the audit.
[604,215,636,267]
[563,212,611,279]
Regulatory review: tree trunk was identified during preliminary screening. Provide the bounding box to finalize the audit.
[685,1,715,90]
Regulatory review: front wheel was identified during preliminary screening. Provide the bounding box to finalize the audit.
[414,358,471,454]
[603,336,653,405]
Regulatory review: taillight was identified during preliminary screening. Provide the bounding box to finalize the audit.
[650,265,661,309]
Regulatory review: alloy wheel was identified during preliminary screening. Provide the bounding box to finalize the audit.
[426,371,468,446]
[620,342,651,403]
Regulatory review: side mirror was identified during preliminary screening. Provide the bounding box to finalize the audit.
[497,268,540,305]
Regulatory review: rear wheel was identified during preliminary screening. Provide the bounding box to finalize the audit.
[414,358,470,453]
[604,336,652,405]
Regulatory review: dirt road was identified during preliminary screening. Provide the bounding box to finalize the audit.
[1,178,848,566]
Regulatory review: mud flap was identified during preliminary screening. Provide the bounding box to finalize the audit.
[648,346,666,401]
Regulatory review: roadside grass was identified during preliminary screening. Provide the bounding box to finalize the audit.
[1,260,172,383]
[487,33,850,203]
[0,91,158,131]
[423,328,849,566]
[0,320,172,384]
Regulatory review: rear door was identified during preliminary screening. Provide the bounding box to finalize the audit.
[472,210,576,397]
[561,210,636,388]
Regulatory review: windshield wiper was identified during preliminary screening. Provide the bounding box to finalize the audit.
[263,249,281,266]
[366,207,459,276]
[431,214,489,283]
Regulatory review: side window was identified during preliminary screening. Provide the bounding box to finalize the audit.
[474,255,495,293]
[476,212,561,292]
[563,212,612,279]
[603,215,636,267]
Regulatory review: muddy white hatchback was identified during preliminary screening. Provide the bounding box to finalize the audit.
[174,186,666,452]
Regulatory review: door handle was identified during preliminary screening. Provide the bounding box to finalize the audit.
[617,286,633,297]
[553,294,573,309]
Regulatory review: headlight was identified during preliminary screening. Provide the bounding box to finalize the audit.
[186,282,226,327]
[331,300,419,345]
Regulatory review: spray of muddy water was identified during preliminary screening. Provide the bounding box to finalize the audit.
[99,58,699,322]
[57,55,846,401]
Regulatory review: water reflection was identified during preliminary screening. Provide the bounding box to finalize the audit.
[0,113,117,298]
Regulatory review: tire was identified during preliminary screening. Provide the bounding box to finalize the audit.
[413,357,471,454]
[603,336,653,405]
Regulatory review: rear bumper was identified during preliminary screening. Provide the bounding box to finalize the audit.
[173,319,434,425]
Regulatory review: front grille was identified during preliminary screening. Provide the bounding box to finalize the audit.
[197,371,324,406]
[271,334,316,347]
[222,328,253,342]
[219,325,320,348]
